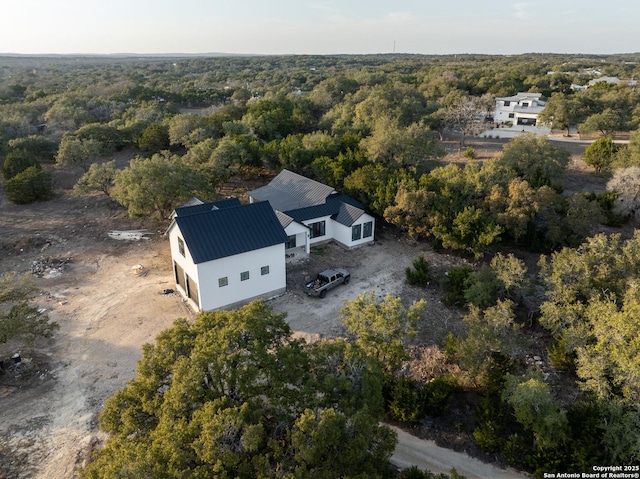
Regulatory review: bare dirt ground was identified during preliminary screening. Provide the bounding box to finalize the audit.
[1,137,595,479]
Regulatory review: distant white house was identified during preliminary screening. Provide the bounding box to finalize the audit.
[494,92,546,126]
[248,170,375,254]
[167,199,288,311]
[588,76,638,88]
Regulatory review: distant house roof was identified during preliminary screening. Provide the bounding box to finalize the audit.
[174,201,287,264]
[174,197,242,217]
[249,169,336,211]
[496,92,543,102]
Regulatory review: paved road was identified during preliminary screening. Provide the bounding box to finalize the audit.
[389,425,530,479]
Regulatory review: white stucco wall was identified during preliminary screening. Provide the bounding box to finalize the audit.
[196,243,286,311]
[284,221,309,250]
[303,215,334,246]
[332,214,375,247]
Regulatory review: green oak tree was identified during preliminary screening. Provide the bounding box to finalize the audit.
[497,133,570,190]
[340,291,425,373]
[80,301,396,479]
[582,137,618,172]
[111,152,209,219]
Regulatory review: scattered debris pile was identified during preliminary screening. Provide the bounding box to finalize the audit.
[30,257,71,278]
[108,230,152,241]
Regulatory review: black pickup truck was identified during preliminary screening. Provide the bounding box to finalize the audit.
[304,268,351,298]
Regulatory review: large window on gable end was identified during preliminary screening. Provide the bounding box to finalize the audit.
[178,237,185,257]
[363,221,373,238]
[310,220,326,239]
[352,224,362,241]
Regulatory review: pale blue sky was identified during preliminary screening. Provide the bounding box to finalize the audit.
[1,0,637,55]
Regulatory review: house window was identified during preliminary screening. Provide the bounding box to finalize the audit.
[352,224,362,241]
[261,266,270,276]
[286,235,297,249]
[521,102,529,108]
[503,100,511,106]
[363,221,373,238]
[241,271,249,281]
[310,221,326,239]
[218,277,228,287]
[508,113,515,119]
[177,237,185,257]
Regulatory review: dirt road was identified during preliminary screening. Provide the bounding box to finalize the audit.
[389,426,529,479]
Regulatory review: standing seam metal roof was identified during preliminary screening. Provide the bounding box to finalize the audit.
[248,169,336,211]
[174,197,242,217]
[175,201,287,264]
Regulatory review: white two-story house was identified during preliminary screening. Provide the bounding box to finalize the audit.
[494,92,546,126]
[167,199,288,311]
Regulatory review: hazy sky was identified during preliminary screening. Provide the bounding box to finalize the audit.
[1,0,638,55]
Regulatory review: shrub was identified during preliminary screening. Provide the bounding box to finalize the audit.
[5,166,53,204]
[405,253,430,287]
[387,376,423,423]
[2,150,40,180]
[463,147,475,159]
[422,375,459,416]
[546,334,575,372]
[440,264,473,306]
[596,191,628,226]
[463,264,504,309]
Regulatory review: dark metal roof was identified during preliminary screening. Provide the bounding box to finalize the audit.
[285,202,338,223]
[284,198,366,227]
[334,202,365,227]
[248,169,335,211]
[175,201,287,264]
[174,198,242,217]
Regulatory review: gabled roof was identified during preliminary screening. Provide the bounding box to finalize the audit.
[174,197,242,217]
[284,193,368,227]
[248,169,336,211]
[275,210,295,229]
[334,202,366,227]
[175,201,287,264]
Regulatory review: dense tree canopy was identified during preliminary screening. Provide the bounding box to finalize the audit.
[81,301,396,479]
